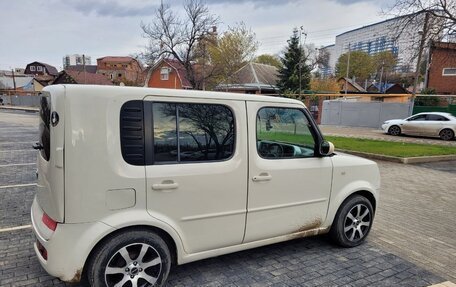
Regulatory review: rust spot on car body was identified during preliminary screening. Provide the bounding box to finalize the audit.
[289,219,330,240]
[67,269,82,283]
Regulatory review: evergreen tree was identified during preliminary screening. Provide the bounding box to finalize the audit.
[277,29,311,94]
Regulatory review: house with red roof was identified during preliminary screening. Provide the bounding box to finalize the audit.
[96,56,143,86]
[145,58,193,89]
[52,70,114,85]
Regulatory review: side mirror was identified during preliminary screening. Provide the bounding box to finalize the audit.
[320,141,335,156]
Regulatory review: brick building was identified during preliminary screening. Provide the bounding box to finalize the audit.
[145,58,192,89]
[426,41,456,95]
[96,56,143,86]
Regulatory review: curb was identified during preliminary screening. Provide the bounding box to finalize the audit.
[0,106,39,113]
[336,149,456,164]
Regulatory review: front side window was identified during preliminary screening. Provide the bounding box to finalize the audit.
[408,114,427,121]
[153,102,235,163]
[256,107,316,159]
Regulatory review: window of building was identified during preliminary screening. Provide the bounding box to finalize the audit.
[160,67,169,80]
[256,107,316,159]
[30,66,36,71]
[118,73,122,78]
[37,66,43,72]
[153,102,235,163]
[442,68,456,76]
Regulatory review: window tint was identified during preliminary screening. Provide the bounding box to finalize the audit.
[256,107,316,159]
[39,96,51,161]
[426,114,449,121]
[153,103,178,162]
[153,103,234,163]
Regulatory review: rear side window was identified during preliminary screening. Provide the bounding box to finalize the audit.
[426,114,449,121]
[153,102,235,163]
[39,96,51,161]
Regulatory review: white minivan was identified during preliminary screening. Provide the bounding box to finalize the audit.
[32,85,380,286]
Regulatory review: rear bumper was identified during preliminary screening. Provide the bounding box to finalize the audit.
[31,197,114,282]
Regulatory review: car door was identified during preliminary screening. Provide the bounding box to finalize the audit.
[424,114,447,136]
[244,102,333,243]
[144,97,248,254]
[401,114,427,135]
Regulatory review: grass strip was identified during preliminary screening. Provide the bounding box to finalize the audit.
[325,136,456,158]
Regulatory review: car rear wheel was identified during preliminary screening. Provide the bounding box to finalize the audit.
[439,129,454,141]
[388,125,401,136]
[87,230,171,287]
[330,195,374,247]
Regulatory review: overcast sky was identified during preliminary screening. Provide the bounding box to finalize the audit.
[0,0,393,71]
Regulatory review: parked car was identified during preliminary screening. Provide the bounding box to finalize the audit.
[382,112,456,141]
[31,85,380,287]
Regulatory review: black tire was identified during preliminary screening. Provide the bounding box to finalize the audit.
[87,230,171,287]
[388,125,401,136]
[439,129,454,141]
[329,195,374,247]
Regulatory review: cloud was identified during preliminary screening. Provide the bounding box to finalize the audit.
[64,0,157,17]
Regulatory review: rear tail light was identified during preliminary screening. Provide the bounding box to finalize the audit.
[36,240,48,260]
[42,212,57,231]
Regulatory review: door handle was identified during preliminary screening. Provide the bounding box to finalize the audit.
[152,181,179,191]
[252,173,272,182]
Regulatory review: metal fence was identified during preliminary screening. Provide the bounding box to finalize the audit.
[0,95,40,107]
[321,100,412,128]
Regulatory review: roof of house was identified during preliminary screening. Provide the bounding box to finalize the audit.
[432,41,456,50]
[97,56,137,63]
[34,75,55,86]
[26,61,59,76]
[0,75,34,90]
[54,70,113,85]
[338,77,366,92]
[368,82,408,93]
[216,62,279,91]
[66,65,98,74]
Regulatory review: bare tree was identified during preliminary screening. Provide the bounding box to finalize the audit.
[141,0,218,90]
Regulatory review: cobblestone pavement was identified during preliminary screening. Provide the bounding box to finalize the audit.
[319,125,456,146]
[0,110,453,286]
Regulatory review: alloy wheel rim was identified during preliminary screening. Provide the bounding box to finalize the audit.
[344,204,371,242]
[105,243,162,287]
[441,130,453,140]
[390,126,399,135]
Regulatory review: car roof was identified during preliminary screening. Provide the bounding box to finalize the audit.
[415,112,454,117]
[50,84,304,106]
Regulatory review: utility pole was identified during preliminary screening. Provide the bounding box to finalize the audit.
[344,43,351,97]
[379,60,384,93]
[83,54,86,84]
[298,26,307,98]
[11,69,17,95]
[411,12,429,114]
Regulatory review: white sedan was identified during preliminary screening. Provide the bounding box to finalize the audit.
[381,112,456,141]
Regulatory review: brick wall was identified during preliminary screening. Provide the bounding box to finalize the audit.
[427,43,456,95]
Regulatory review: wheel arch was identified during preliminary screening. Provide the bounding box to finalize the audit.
[324,186,378,228]
[81,224,178,282]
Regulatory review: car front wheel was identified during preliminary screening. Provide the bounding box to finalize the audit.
[388,125,401,136]
[87,230,171,287]
[330,195,374,247]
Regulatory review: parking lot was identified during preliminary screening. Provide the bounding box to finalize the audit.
[0,109,454,287]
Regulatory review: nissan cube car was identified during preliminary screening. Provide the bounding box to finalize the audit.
[32,85,380,287]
